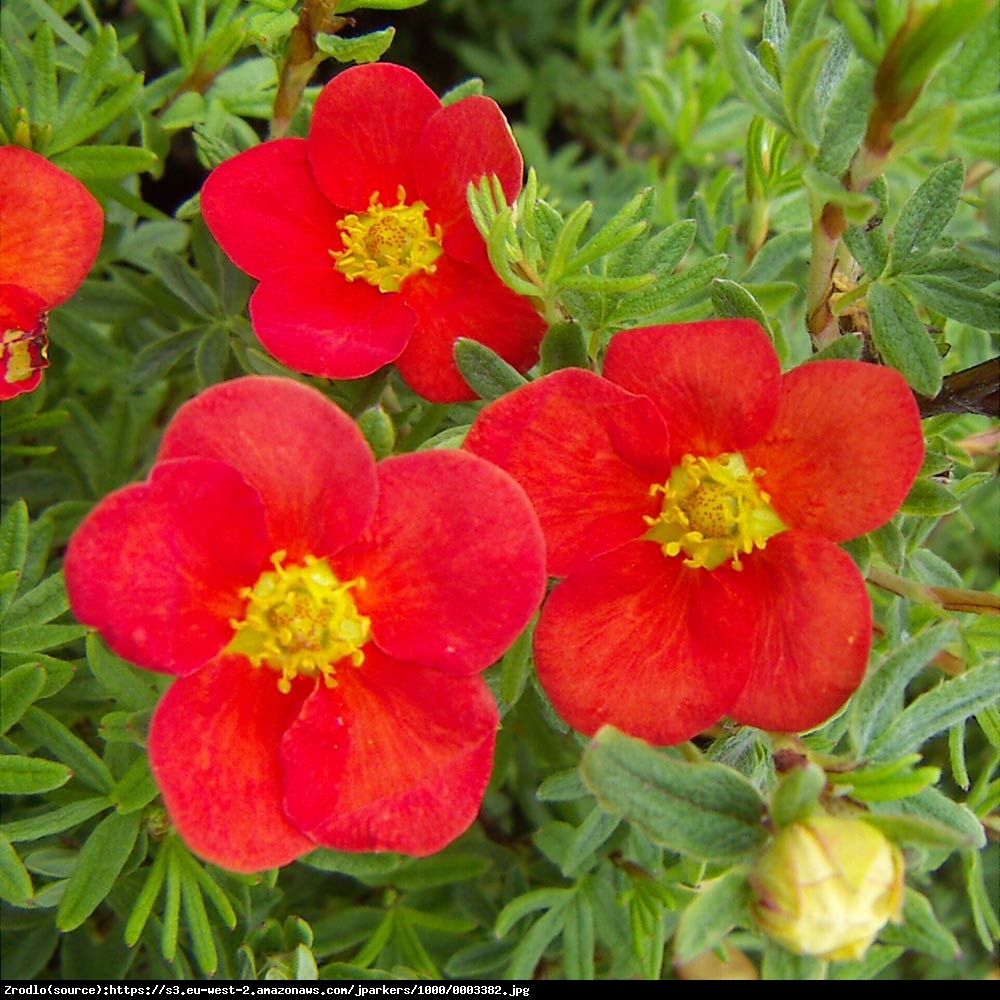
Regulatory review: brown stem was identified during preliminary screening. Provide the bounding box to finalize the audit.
[917,357,1000,418]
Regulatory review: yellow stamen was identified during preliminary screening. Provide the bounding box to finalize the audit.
[226,551,371,693]
[330,185,443,293]
[644,453,786,571]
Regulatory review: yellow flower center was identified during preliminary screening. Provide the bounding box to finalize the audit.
[330,185,443,293]
[644,453,786,571]
[2,320,49,386]
[226,551,371,693]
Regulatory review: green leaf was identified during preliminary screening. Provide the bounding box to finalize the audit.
[0,755,73,796]
[868,662,1000,761]
[580,727,768,862]
[899,477,960,517]
[49,74,145,155]
[179,855,218,975]
[2,797,109,843]
[111,756,160,814]
[498,617,534,707]
[0,831,32,905]
[86,634,160,711]
[0,623,89,653]
[4,571,69,629]
[897,273,999,330]
[56,809,142,931]
[710,278,773,338]
[560,806,620,878]
[0,499,29,617]
[802,165,877,222]
[867,281,943,396]
[782,36,828,146]
[124,843,169,946]
[849,624,959,756]
[706,12,790,131]
[18,707,115,794]
[566,189,652,274]
[453,338,528,401]
[314,27,396,66]
[890,160,965,274]
[335,0,429,12]
[495,887,574,938]
[816,58,877,175]
[609,254,729,323]
[552,889,589,980]
[0,663,47,735]
[862,810,983,851]
[50,144,159,181]
[673,869,751,963]
[502,892,573,980]
[881,888,962,961]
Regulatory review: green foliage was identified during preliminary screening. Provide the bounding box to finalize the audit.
[1,0,997,984]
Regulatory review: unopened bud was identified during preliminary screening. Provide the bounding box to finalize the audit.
[749,815,904,962]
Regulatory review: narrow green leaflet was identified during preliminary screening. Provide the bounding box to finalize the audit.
[315,28,396,66]
[868,662,1000,761]
[673,869,752,963]
[56,809,142,931]
[0,755,73,796]
[867,281,943,397]
[17,707,115,794]
[881,888,962,961]
[580,727,768,862]
[0,663,47,735]
[453,338,528,401]
[890,160,964,275]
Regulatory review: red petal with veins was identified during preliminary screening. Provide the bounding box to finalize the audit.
[727,531,872,732]
[414,95,524,263]
[743,360,925,542]
[533,541,755,745]
[149,656,315,872]
[200,138,347,279]
[464,368,672,577]
[604,321,781,462]
[0,146,103,306]
[247,262,416,381]
[309,63,440,212]
[397,255,545,402]
[333,450,546,676]
[64,458,269,676]
[156,377,378,563]
[281,646,498,856]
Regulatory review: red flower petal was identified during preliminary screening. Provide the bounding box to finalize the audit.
[64,459,269,675]
[464,368,672,577]
[281,646,498,856]
[333,450,546,675]
[603,321,782,462]
[0,146,103,306]
[200,138,347,279]
[247,262,416,381]
[743,360,925,542]
[396,255,545,402]
[414,96,525,264]
[309,63,441,213]
[155,377,378,563]
[0,284,48,401]
[533,541,755,745]
[148,656,315,872]
[727,531,872,732]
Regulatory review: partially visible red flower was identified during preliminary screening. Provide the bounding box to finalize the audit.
[465,320,925,745]
[201,62,546,403]
[65,377,546,872]
[0,146,103,400]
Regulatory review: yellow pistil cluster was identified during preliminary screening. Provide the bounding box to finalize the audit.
[331,185,443,293]
[644,453,786,571]
[226,551,371,693]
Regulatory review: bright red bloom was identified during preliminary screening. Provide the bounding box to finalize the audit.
[200,63,546,403]
[65,377,546,871]
[0,146,103,400]
[465,321,925,745]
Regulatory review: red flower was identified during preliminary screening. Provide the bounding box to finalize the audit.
[200,63,546,403]
[0,146,103,400]
[464,321,925,745]
[65,377,546,872]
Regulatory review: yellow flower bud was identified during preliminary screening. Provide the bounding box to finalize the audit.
[749,815,905,962]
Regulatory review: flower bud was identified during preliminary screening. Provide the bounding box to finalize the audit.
[749,815,904,962]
